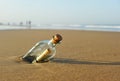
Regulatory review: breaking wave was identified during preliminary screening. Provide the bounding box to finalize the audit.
[0,24,120,32]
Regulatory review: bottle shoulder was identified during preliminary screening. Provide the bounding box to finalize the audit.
[38,40,49,44]
[37,40,56,49]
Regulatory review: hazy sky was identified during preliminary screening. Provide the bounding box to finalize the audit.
[0,0,120,24]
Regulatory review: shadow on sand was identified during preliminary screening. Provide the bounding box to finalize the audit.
[51,58,120,65]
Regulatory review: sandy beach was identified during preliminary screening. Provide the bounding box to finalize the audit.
[0,30,120,81]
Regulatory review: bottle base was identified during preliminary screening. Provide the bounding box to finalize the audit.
[22,56,36,63]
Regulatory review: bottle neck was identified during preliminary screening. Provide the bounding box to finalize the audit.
[50,38,58,44]
[48,39,57,47]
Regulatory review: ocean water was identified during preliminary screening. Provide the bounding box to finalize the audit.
[0,24,120,32]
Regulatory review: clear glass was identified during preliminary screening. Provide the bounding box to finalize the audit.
[22,40,56,63]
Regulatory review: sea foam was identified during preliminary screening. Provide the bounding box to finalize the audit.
[0,24,120,32]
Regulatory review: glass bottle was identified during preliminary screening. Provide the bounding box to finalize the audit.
[22,34,62,63]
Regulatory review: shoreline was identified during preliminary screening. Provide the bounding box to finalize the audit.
[1,24,120,32]
[0,28,120,33]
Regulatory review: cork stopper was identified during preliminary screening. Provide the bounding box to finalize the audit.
[52,34,63,44]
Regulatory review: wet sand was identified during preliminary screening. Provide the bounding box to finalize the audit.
[0,30,120,81]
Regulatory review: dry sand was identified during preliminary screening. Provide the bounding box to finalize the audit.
[0,30,120,81]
